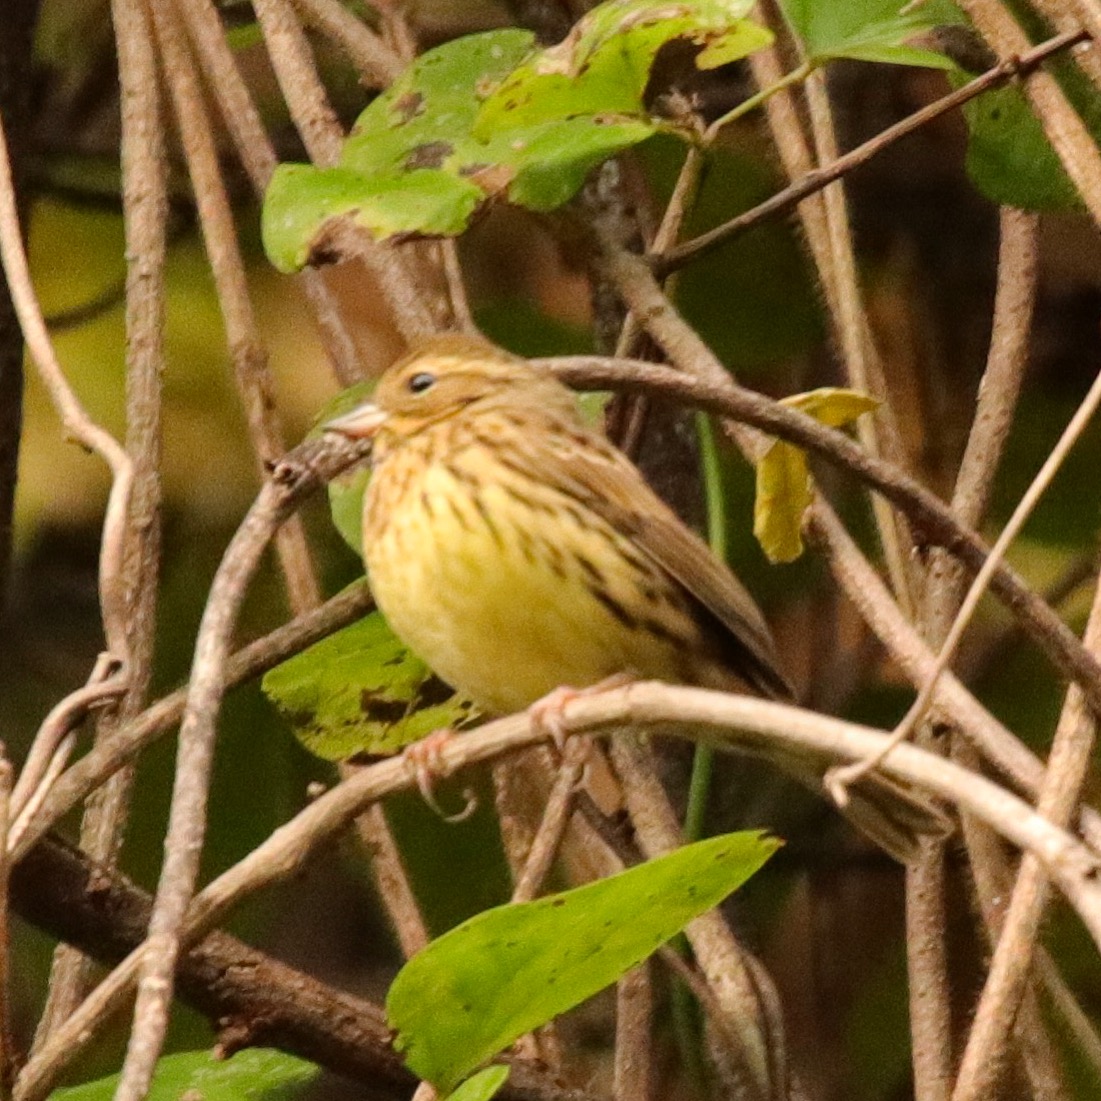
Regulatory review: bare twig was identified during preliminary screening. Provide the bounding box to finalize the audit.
[17,682,1101,1101]
[655,30,1088,274]
[288,0,403,86]
[343,794,429,957]
[34,0,170,1047]
[952,574,1101,1101]
[905,205,1039,1101]
[250,0,437,336]
[10,581,373,861]
[172,0,365,383]
[513,739,590,904]
[11,836,597,1101]
[802,67,915,615]
[614,964,652,1101]
[610,738,779,1101]
[958,0,1101,226]
[827,352,1101,797]
[151,0,321,612]
[111,434,362,1101]
[0,81,134,666]
[10,654,124,824]
[0,754,12,1101]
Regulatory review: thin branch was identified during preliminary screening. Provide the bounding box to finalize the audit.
[547,341,1101,720]
[250,0,438,337]
[111,433,363,1101]
[11,836,597,1101]
[0,83,133,667]
[35,0,171,1049]
[341,789,429,958]
[828,345,1101,795]
[614,964,652,1101]
[151,0,321,612]
[610,738,779,1101]
[10,581,373,861]
[802,66,916,615]
[904,204,1039,1101]
[252,0,343,163]
[172,0,365,383]
[952,573,1101,1101]
[16,681,1101,1100]
[952,207,1040,532]
[958,0,1101,227]
[0,0,38,615]
[805,505,1096,840]
[0,754,12,1101]
[656,29,1088,275]
[512,740,589,903]
[287,0,403,87]
[10,654,124,823]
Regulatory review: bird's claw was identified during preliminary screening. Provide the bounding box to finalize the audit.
[528,674,637,753]
[402,730,477,823]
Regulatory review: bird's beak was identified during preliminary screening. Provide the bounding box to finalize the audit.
[323,402,387,439]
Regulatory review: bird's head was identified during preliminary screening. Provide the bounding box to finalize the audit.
[324,334,578,457]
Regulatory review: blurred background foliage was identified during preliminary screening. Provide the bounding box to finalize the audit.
[6,1,1101,1099]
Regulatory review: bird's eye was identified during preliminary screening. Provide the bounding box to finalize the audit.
[407,371,436,394]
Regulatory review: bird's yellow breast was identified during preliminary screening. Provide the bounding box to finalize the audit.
[363,429,699,715]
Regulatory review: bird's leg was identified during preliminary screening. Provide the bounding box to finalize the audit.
[528,673,637,752]
[402,730,477,823]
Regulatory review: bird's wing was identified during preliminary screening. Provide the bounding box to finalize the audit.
[529,419,794,700]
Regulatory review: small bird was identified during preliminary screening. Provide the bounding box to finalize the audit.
[326,334,942,860]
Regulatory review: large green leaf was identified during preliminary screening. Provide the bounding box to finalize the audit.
[778,0,959,68]
[51,1050,319,1101]
[476,0,771,132]
[262,612,478,759]
[958,81,1083,212]
[387,830,779,1092]
[261,1,780,267]
[754,388,878,563]
[263,165,484,271]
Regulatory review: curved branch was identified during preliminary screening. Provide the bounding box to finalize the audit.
[16,683,1101,1101]
[542,354,1101,717]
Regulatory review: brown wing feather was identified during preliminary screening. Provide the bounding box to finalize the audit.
[523,415,794,700]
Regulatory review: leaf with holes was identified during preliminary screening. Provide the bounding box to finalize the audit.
[263,612,479,760]
[476,0,772,133]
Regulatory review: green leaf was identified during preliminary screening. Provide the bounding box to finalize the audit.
[778,0,958,68]
[754,388,877,563]
[502,117,656,210]
[51,1050,319,1101]
[387,830,779,1092]
[442,1066,511,1101]
[341,29,537,177]
[958,82,1082,211]
[476,0,771,133]
[262,612,479,759]
[310,380,376,555]
[262,163,484,270]
[260,3,780,264]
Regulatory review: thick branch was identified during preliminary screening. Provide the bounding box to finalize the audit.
[11,834,598,1101]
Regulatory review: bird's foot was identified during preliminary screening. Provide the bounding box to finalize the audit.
[528,673,637,753]
[402,730,477,823]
